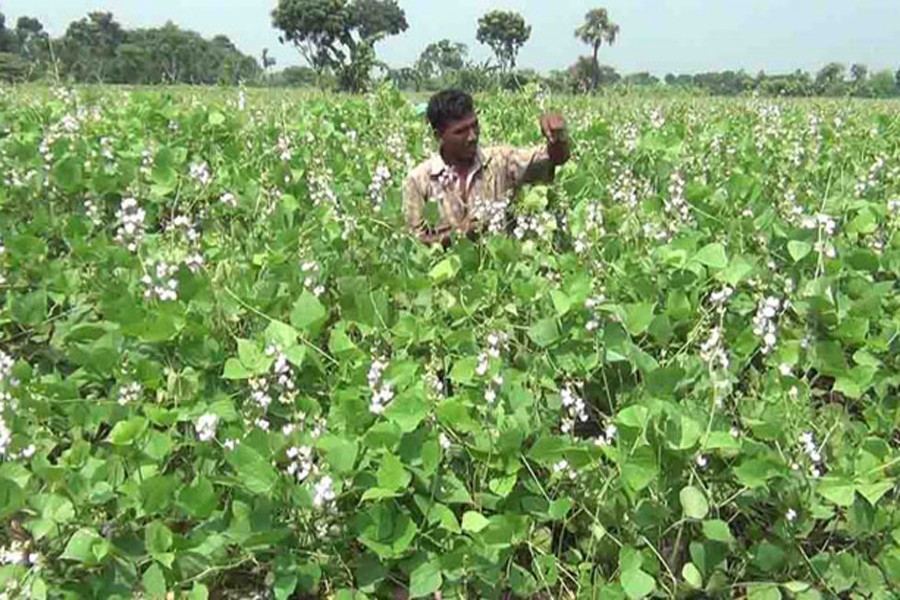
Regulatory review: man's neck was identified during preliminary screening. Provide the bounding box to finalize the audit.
[440,149,476,171]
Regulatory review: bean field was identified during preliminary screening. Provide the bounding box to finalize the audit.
[0,84,899,599]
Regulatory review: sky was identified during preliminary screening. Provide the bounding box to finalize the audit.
[2,0,899,77]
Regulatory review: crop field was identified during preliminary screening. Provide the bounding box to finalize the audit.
[0,84,899,599]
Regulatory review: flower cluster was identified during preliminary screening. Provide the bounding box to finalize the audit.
[114,198,146,253]
[142,261,179,302]
[286,445,314,482]
[854,156,885,198]
[593,423,618,447]
[560,384,589,434]
[247,345,298,414]
[476,332,507,377]
[220,192,238,207]
[312,475,337,509]
[84,198,103,226]
[552,459,577,480]
[700,327,730,371]
[752,297,781,354]
[471,195,509,235]
[190,161,212,186]
[663,171,694,230]
[117,382,142,406]
[0,541,39,568]
[584,294,606,332]
[513,212,556,241]
[368,164,391,212]
[195,413,219,442]
[277,135,292,161]
[300,260,325,297]
[795,431,824,478]
[800,213,837,258]
[368,356,394,415]
[574,201,605,254]
[308,162,338,208]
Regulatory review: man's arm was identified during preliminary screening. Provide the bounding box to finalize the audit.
[511,113,571,186]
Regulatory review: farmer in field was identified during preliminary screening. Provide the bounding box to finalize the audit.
[404,89,571,245]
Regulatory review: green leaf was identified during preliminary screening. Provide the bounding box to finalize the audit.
[622,447,658,493]
[429,256,461,283]
[178,477,217,518]
[682,563,703,588]
[548,497,573,520]
[621,567,656,600]
[817,479,856,507]
[142,563,167,600]
[290,290,328,334]
[237,338,270,373]
[208,111,225,126]
[623,302,655,336]
[226,445,278,496]
[145,521,173,554]
[316,435,358,474]
[528,317,560,348]
[551,290,572,316]
[409,557,442,598]
[694,242,728,269]
[702,519,734,543]
[52,154,83,192]
[680,486,710,520]
[61,528,108,565]
[788,241,812,262]
[856,481,893,506]
[108,417,148,446]
[0,479,24,520]
[376,454,410,492]
[462,511,490,533]
[747,583,782,600]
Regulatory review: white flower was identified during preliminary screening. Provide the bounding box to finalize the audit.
[695,454,708,468]
[223,438,239,451]
[786,508,797,522]
[220,192,238,207]
[439,433,452,450]
[117,382,142,406]
[484,388,497,404]
[195,413,219,442]
[313,475,336,508]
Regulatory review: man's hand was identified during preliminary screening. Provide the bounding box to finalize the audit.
[540,113,570,166]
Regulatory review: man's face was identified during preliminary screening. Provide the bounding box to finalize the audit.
[437,113,480,164]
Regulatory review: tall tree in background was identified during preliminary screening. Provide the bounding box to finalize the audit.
[476,10,530,72]
[271,0,407,91]
[0,11,14,53]
[60,11,125,82]
[575,8,619,90]
[850,63,868,84]
[416,39,467,81]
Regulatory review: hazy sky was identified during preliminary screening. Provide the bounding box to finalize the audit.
[3,0,899,76]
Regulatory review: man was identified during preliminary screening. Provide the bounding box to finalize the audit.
[403,89,571,245]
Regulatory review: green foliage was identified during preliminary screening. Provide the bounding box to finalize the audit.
[0,85,898,600]
[272,0,407,91]
[476,10,532,72]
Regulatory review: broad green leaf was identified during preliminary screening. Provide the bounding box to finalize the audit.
[623,303,655,336]
[856,481,893,506]
[409,557,442,598]
[226,445,278,496]
[208,111,225,126]
[316,435,358,474]
[528,317,560,348]
[145,521,173,554]
[0,479,24,520]
[817,479,856,507]
[376,454,410,492]
[702,519,734,543]
[142,563,167,600]
[747,583,782,600]
[548,497,573,520]
[621,568,656,600]
[682,563,703,588]
[788,241,812,262]
[108,417,148,446]
[622,447,658,493]
[429,256,461,283]
[291,290,328,334]
[680,486,710,520]
[694,242,728,269]
[462,511,490,533]
[178,477,217,518]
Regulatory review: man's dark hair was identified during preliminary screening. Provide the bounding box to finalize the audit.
[426,89,474,132]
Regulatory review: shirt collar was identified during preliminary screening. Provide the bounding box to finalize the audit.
[429,148,490,178]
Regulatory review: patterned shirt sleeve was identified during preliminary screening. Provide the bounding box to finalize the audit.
[402,171,426,233]
[505,145,555,187]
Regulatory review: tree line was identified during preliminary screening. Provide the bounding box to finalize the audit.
[2,3,899,99]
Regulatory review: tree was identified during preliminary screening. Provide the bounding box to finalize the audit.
[271,0,408,91]
[569,56,618,92]
[262,48,277,72]
[416,39,467,82]
[850,63,868,83]
[575,8,619,90]
[60,11,125,82]
[815,62,847,95]
[869,70,896,98]
[476,10,531,72]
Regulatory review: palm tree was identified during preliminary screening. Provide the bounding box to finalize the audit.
[575,8,619,90]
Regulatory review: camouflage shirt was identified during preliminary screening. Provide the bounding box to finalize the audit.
[402,145,556,237]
